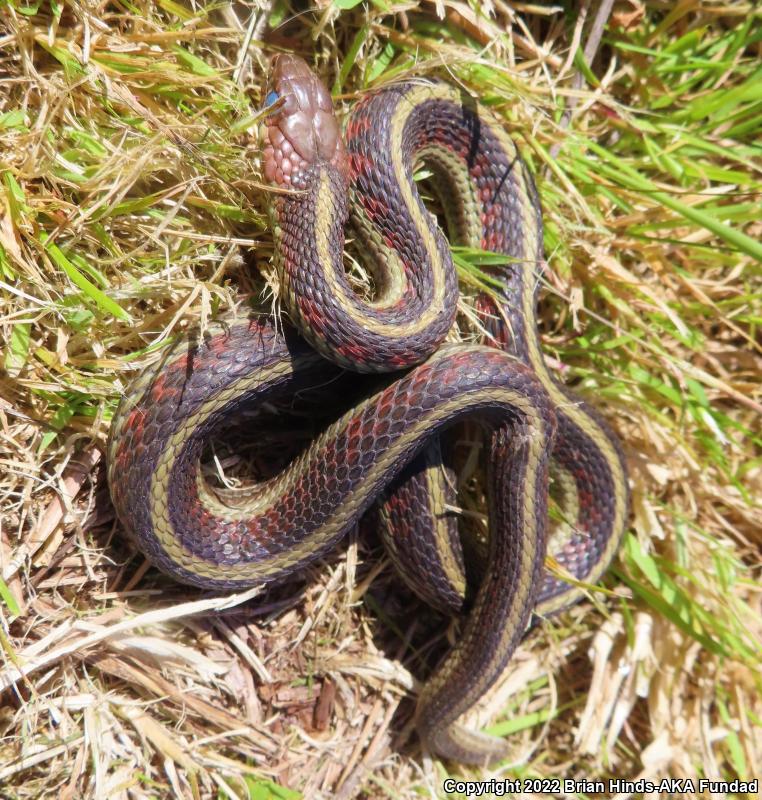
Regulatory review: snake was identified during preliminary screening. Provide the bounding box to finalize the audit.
[107,54,629,765]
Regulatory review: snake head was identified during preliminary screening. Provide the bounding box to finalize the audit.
[262,54,346,188]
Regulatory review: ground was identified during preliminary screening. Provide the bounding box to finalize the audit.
[0,1,760,799]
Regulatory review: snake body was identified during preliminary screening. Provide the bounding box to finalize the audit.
[108,55,628,765]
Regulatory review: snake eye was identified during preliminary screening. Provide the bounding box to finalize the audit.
[265,90,280,108]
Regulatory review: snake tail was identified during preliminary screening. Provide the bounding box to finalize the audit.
[107,55,630,767]
[108,316,557,764]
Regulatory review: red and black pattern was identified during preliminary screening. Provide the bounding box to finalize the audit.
[345,85,629,617]
[109,317,555,595]
[109,62,629,765]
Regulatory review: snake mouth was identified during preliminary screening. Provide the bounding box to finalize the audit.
[262,54,345,187]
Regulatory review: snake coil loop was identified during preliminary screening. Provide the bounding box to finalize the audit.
[108,55,628,765]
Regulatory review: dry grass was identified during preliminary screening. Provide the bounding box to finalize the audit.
[1,1,760,798]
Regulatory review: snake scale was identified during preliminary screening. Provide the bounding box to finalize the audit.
[108,54,629,765]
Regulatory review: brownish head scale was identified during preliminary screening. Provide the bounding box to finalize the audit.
[262,54,345,188]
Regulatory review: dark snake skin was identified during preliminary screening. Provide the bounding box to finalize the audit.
[108,56,629,766]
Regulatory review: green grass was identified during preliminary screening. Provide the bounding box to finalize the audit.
[0,1,760,798]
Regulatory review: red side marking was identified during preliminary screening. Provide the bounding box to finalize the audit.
[262,508,281,539]
[349,152,374,180]
[126,407,146,436]
[347,113,372,138]
[363,197,376,220]
[362,195,388,221]
[114,441,130,470]
[207,333,230,355]
[195,505,214,530]
[337,340,369,361]
[484,232,502,251]
[577,489,599,524]
[151,374,167,403]
[345,414,363,447]
[298,296,331,337]
[171,353,190,373]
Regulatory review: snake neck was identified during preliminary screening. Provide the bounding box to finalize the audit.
[270,156,458,373]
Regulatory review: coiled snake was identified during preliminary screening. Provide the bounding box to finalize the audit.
[108,55,629,765]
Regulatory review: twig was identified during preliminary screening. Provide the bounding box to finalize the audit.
[550,0,615,157]
[0,587,262,692]
[2,447,101,584]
